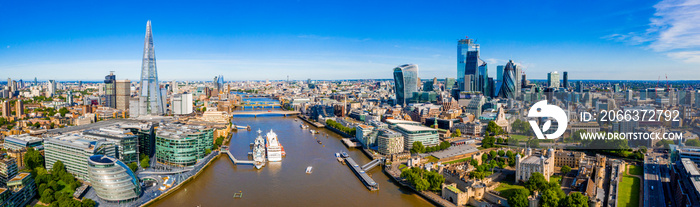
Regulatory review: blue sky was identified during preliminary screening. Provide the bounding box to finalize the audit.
[1,0,699,81]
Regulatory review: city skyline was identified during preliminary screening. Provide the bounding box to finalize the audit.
[2,0,700,81]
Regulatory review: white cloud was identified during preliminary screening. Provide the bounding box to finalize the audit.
[605,0,700,62]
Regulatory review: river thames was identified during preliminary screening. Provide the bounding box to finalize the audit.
[150,99,433,206]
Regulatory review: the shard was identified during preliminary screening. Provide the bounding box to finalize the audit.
[138,20,164,116]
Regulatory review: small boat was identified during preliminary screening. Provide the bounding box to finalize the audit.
[340,152,349,158]
[337,157,344,163]
[306,166,313,174]
[335,153,340,158]
[317,140,323,145]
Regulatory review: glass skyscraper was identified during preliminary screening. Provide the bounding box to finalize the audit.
[500,60,518,99]
[457,38,487,93]
[138,20,164,116]
[393,64,419,106]
[547,71,560,88]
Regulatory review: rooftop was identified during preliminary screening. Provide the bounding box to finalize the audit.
[446,185,463,194]
[8,173,29,182]
[396,124,437,133]
[430,145,479,159]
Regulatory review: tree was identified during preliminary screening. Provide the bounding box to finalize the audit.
[486,121,504,136]
[525,172,547,192]
[528,138,540,148]
[41,189,55,204]
[561,192,589,207]
[51,161,66,175]
[415,178,430,191]
[58,107,70,116]
[410,141,425,154]
[215,136,225,147]
[498,150,506,157]
[48,180,58,191]
[454,129,461,137]
[205,149,212,155]
[541,188,561,207]
[470,159,479,167]
[140,157,150,169]
[128,162,138,172]
[506,150,514,158]
[482,136,496,148]
[81,199,96,207]
[490,150,498,158]
[686,139,700,147]
[24,148,45,170]
[507,188,530,207]
[561,165,572,175]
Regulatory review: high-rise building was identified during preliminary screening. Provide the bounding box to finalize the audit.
[47,80,56,97]
[1,101,10,117]
[457,38,486,93]
[444,78,456,91]
[138,20,164,116]
[15,100,23,118]
[172,93,194,115]
[547,71,560,88]
[576,81,583,93]
[0,157,18,187]
[67,91,74,105]
[116,80,131,111]
[87,155,141,202]
[104,72,117,108]
[497,65,504,81]
[393,64,419,106]
[563,71,569,89]
[500,60,518,99]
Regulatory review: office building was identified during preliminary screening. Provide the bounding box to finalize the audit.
[393,64,419,106]
[547,71,560,88]
[499,60,518,99]
[155,124,214,166]
[445,78,456,91]
[497,65,504,82]
[81,127,139,164]
[457,38,486,93]
[138,20,165,116]
[116,80,131,111]
[87,155,141,202]
[563,71,569,89]
[172,93,194,115]
[2,134,43,151]
[391,121,439,150]
[104,72,117,108]
[377,129,404,155]
[44,134,117,181]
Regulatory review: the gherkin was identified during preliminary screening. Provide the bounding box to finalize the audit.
[139,20,164,116]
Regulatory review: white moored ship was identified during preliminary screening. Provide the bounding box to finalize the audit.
[253,130,266,169]
[266,130,283,162]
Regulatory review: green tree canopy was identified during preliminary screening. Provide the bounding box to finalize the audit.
[561,165,572,175]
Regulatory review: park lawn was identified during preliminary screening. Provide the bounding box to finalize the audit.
[509,134,530,141]
[57,180,76,194]
[618,175,640,207]
[426,156,439,163]
[444,157,472,165]
[495,182,527,198]
[628,165,643,176]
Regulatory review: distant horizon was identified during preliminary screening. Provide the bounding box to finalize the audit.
[2,0,700,80]
[4,79,700,83]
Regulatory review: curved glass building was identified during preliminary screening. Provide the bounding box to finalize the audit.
[87,155,141,202]
[155,124,214,166]
[393,64,419,106]
[500,60,517,99]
